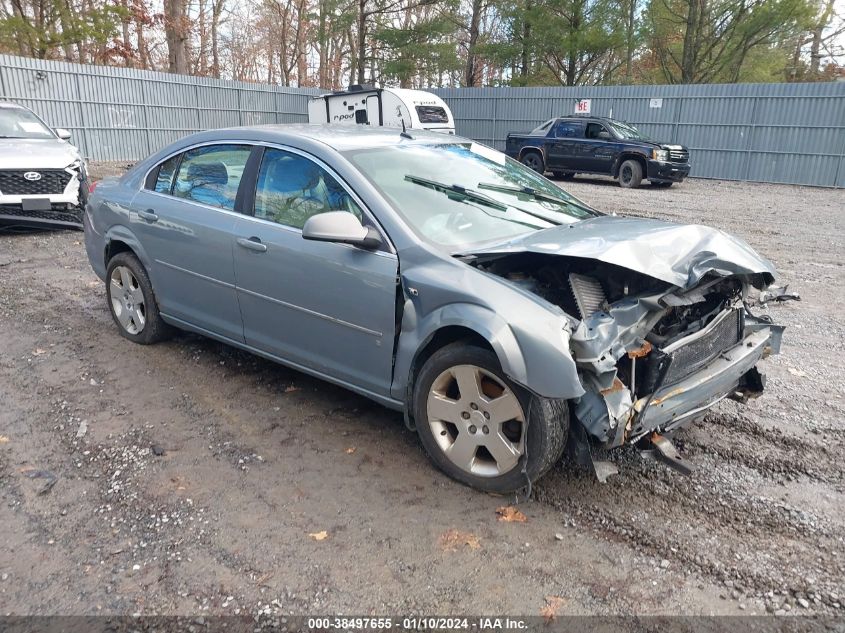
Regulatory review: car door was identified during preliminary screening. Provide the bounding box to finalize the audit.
[546,120,584,171]
[131,143,253,342]
[232,146,398,397]
[582,122,618,174]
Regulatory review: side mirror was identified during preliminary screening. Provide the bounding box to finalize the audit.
[302,211,382,250]
[597,130,612,140]
[55,128,72,140]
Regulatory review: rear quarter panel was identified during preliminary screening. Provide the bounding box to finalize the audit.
[84,177,142,281]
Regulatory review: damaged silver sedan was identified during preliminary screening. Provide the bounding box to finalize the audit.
[84,125,783,493]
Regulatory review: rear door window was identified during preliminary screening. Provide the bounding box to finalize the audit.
[553,121,581,138]
[173,144,251,211]
[152,154,181,193]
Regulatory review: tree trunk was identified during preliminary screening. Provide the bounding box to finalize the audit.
[211,0,224,77]
[624,0,636,83]
[357,0,367,84]
[464,0,483,86]
[521,0,531,79]
[680,0,702,83]
[809,0,835,77]
[164,0,189,74]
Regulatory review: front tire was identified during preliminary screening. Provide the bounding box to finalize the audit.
[618,159,643,188]
[106,252,171,345]
[412,343,568,493]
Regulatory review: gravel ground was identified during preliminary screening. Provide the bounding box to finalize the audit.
[0,165,842,618]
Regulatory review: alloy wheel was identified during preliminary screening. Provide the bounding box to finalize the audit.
[109,265,146,335]
[426,364,525,477]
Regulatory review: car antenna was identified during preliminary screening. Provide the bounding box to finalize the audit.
[400,119,413,140]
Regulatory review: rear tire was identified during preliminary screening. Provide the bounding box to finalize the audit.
[618,159,643,188]
[106,252,171,345]
[520,151,545,175]
[412,343,568,493]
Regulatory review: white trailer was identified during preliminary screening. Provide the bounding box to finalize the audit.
[307,86,455,134]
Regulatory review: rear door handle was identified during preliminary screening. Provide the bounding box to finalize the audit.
[138,209,158,222]
[236,237,267,253]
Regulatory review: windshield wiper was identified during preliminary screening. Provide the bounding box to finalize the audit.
[404,175,509,211]
[477,182,598,220]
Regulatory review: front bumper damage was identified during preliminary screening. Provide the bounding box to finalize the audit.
[0,166,87,231]
[570,297,783,478]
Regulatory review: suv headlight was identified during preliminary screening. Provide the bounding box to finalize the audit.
[652,149,668,162]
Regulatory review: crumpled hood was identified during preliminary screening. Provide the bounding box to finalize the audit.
[466,215,776,290]
[0,138,81,170]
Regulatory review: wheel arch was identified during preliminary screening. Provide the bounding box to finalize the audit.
[393,299,583,412]
[518,146,546,164]
[102,225,155,279]
[612,152,647,178]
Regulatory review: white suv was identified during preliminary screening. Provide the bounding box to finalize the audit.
[0,101,88,230]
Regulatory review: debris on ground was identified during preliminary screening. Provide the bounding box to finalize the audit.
[438,529,481,551]
[496,506,528,523]
[21,468,58,495]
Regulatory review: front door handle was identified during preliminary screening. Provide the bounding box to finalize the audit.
[236,237,267,253]
[138,209,158,222]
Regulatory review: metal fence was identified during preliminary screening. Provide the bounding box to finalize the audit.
[432,83,845,187]
[2,54,844,186]
[0,54,322,162]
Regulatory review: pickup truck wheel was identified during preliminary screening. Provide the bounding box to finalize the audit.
[520,151,544,174]
[106,252,171,345]
[619,159,643,188]
[413,343,568,493]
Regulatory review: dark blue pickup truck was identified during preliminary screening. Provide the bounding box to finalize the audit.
[505,116,691,188]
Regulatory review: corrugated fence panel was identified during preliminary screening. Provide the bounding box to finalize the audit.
[0,54,322,161]
[1,54,842,186]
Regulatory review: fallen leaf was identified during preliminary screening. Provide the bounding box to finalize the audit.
[787,367,806,377]
[309,530,329,541]
[345,447,356,454]
[540,596,566,622]
[284,385,300,393]
[496,506,528,523]
[0,435,9,443]
[32,348,46,356]
[438,529,481,551]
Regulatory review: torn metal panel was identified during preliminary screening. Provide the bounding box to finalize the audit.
[464,215,777,290]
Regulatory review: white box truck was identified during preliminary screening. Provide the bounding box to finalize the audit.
[307,86,455,134]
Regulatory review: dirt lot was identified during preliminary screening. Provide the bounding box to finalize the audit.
[0,168,843,618]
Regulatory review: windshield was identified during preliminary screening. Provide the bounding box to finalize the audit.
[344,142,598,250]
[605,120,650,141]
[0,107,54,139]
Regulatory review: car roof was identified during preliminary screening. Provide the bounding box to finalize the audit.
[558,115,618,123]
[198,123,460,151]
